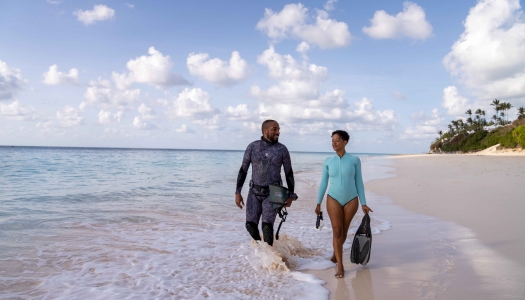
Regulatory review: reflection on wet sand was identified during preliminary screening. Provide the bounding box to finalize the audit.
[335,268,374,300]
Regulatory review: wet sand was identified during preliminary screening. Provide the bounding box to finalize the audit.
[304,155,525,299]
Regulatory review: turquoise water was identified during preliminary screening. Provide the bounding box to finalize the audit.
[0,146,391,299]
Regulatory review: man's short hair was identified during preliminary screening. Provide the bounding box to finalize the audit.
[331,130,350,142]
[261,119,277,133]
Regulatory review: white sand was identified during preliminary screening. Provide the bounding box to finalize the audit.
[304,155,525,299]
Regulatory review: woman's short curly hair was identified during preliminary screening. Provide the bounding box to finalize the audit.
[331,130,350,142]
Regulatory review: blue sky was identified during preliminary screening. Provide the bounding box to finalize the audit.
[1,0,524,153]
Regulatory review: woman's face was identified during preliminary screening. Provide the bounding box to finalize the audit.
[332,134,348,152]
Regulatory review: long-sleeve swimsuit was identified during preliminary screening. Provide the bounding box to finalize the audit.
[236,137,295,225]
[317,153,367,206]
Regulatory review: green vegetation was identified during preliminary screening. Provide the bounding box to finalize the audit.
[430,100,525,153]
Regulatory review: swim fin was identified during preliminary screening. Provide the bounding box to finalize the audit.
[350,214,372,265]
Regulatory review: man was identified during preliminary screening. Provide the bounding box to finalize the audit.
[235,120,298,246]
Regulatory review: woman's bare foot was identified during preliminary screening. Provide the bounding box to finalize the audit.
[335,267,344,278]
[330,254,337,263]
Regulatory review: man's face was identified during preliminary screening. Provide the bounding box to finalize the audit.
[264,122,280,142]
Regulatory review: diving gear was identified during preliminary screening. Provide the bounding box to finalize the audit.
[316,211,324,230]
[350,214,372,265]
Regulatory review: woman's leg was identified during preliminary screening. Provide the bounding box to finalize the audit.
[330,197,359,262]
[327,195,345,277]
[342,197,359,244]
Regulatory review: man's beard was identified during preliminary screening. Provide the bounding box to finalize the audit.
[269,134,279,142]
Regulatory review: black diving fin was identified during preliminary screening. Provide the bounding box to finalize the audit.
[350,213,372,265]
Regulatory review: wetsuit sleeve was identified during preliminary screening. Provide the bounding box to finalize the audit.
[282,147,296,195]
[355,157,367,205]
[317,160,329,205]
[235,144,252,195]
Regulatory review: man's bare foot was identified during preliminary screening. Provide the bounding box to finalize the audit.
[330,254,337,263]
[335,267,344,278]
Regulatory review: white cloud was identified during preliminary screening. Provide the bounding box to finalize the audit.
[42,65,79,85]
[56,106,83,127]
[392,90,406,100]
[0,100,36,121]
[256,3,351,49]
[175,124,195,133]
[443,0,525,100]
[126,3,135,8]
[193,115,225,130]
[0,60,25,100]
[296,41,310,53]
[442,86,471,117]
[187,51,249,87]
[324,0,338,11]
[132,116,157,130]
[401,108,444,140]
[74,4,115,25]
[137,103,156,120]
[113,47,189,89]
[225,104,253,120]
[47,0,61,4]
[344,98,398,131]
[83,78,140,110]
[363,2,433,40]
[169,88,219,119]
[98,109,123,124]
[257,46,327,81]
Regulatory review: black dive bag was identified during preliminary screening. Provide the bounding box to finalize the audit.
[268,184,289,240]
[350,214,372,265]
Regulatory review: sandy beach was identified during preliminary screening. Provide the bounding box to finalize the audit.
[305,154,525,299]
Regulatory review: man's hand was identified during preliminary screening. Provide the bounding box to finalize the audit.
[235,193,244,209]
[284,197,293,208]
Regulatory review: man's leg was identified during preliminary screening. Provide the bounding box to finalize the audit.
[245,191,262,241]
[261,196,278,246]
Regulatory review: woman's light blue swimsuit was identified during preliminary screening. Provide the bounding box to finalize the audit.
[317,153,367,206]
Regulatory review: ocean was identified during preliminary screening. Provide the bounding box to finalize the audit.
[0,146,392,299]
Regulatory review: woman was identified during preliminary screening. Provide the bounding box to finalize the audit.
[315,130,373,278]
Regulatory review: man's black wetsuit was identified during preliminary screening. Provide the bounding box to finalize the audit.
[236,136,297,246]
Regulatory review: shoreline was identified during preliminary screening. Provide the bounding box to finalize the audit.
[303,155,525,299]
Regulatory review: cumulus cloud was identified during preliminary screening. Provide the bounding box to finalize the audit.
[83,78,140,110]
[442,86,472,117]
[443,0,525,100]
[0,60,25,100]
[392,90,406,100]
[56,106,83,127]
[137,103,157,120]
[74,4,115,25]
[98,109,123,124]
[0,100,36,121]
[113,47,189,89]
[169,88,219,119]
[250,47,398,132]
[187,51,249,87]
[192,115,225,130]
[42,65,79,85]
[225,104,253,120]
[363,2,433,40]
[324,0,338,11]
[132,116,157,130]
[401,108,444,140]
[256,3,351,49]
[175,124,195,133]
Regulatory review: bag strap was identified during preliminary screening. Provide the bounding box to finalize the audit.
[275,207,287,240]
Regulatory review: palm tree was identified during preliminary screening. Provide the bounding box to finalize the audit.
[437,130,443,139]
[448,124,455,135]
[518,107,525,119]
[491,99,500,118]
[465,109,472,117]
[481,110,486,129]
[506,103,513,123]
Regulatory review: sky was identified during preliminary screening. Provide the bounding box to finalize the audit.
[1,0,525,153]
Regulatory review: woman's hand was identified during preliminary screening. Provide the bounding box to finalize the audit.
[315,204,321,216]
[362,205,373,214]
